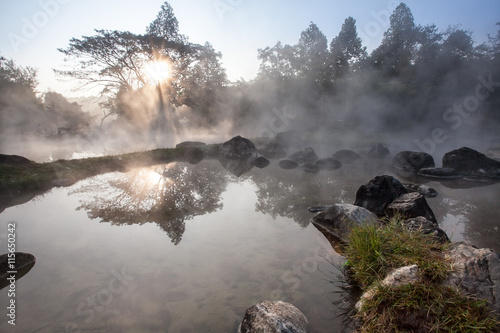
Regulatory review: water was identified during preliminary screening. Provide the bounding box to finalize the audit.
[1,159,499,332]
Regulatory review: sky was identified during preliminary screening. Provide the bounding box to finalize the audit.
[0,0,499,97]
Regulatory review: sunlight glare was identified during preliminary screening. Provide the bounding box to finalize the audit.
[144,61,171,84]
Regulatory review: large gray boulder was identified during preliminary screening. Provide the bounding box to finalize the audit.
[391,151,435,173]
[354,175,408,216]
[401,216,449,244]
[443,242,500,317]
[239,300,309,333]
[218,136,270,176]
[312,204,378,243]
[386,192,438,224]
[442,147,500,178]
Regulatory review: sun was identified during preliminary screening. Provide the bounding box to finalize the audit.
[144,60,171,84]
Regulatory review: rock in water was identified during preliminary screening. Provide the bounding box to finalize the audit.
[312,204,378,243]
[403,183,439,198]
[332,150,360,165]
[354,175,408,216]
[279,159,299,170]
[402,216,449,244]
[288,147,319,164]
[391,151,435,173]
[175,141,206,148]
[0,252,36,289]
[314,158,342,170]
[442,147,500,178]
[386,192,438,224]
[259,142,287,159]
[367,143,390,159]
[218,136,269,176]
[417,167,462,179]
[239,300,310,333]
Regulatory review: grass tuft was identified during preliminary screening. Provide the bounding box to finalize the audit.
[342,216,500,332]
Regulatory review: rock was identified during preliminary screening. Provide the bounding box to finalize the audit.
[0,154,31,166]
[288,147,319,164]
[402,216,449,243]
[258,142,287,159]
[307,205,333,213]
[312,204,378,243]
[275,130,302,148]
[386,192,438,224]
[239,300,310,333]
[332,150,360,165]
[51,178,76,187]
[354,175,408,216]
[300,163,320,174]
[0,252,36,289]
[218,136,268,176]
[251,156,271,168]
[443,242,500,317]
[367,143,390,159]
[442,147,500,178]
[403,183,439,198]
[279,159,299,170]
[175,141,206,148]
[391,151,435,173]
[417,167,462,179]
[356,265,420,311]
[314,158,342,170]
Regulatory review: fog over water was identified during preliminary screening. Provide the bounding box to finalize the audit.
[1,1,500,332]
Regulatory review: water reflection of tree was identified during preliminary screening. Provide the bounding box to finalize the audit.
[73,161,228,244]
[247,166,361,228]
[433,184,500,252]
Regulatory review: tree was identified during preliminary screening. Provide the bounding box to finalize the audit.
[329,17,366,80]
[371,3,419,77]
[0,56,38,90]
[146,1,185,43]
[295,22,330,88]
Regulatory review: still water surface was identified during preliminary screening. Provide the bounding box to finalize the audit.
[1,159,499,332]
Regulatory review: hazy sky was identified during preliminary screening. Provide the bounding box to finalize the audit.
[0,0,498,97]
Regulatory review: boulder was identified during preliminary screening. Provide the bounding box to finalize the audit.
[356,265,420,311]
[401,216,449,244]
[391,151,435,173]
[312,204,378,243]
[258,142,287,159]
[0,252,36,289]
[354,175,408,216]
[417,167,462,179]
[386,192,437,224]
[314,158,342,171]
[175,141,206,148]
[403,183,439,198]
[275,130,302,148]
[0,154,31,166]
[299,163,320,174]
[443,242,500,317]
[288,147,319,164]
[442,147,500,178]
[218,136,269,176]
[279,159,299,170]
[239,300,310,333]
[367,143,390,159]
[332,149,360,165]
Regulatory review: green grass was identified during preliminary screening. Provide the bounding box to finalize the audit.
[344,217,449,289]
[357,283,499,333]
[343,217,500,332]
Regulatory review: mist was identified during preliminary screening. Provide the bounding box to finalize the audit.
[1,2,500,165]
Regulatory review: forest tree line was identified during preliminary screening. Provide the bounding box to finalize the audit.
[1,2,500,148]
